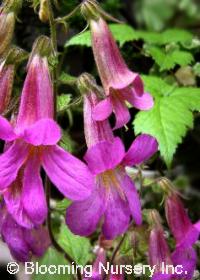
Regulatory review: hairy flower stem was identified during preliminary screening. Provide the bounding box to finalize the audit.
[45,2,82,280]
[46,0,58,117]
[106,234,126,280]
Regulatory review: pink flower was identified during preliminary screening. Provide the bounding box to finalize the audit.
[148,211,197,280]
[0,54,93,228]
[0,202,50,262]
[165,193,200,249]
[0,61,14,114]
[66,92,157,239]
[90,17,153,129]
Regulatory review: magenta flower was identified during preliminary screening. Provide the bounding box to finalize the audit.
[165,193,200,249]
[148,211,197,280]
[148,226,173,280]
[0,61,14,114]
[0,54,93,228]
[83,247,106,280]
[90,17,153,129]
[0,202,50,262]
[172,247,197,280]
[66,92,157,239]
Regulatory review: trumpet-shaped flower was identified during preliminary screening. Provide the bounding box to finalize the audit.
[66,92,157,239]
[148,211,197,280]
[165,193,200,249]
[90,17,153,129]
[0,54,93,228]
[0,202,50,262]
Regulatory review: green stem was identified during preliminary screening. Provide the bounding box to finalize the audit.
[46,0,58,118]
[45,2,82,280]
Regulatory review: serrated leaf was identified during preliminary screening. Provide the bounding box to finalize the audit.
[33,247,72,280]
[137,29,193,45]
[59,72,77,85]
[57,94,72,112]
[133,76,200,166]
[146,46,194,71]
[65,24,139,48]
[58,224,92,266]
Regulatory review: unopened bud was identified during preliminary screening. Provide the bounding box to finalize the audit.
[0,61,14,114]
[0,11,15,56]
[39,0,49,23]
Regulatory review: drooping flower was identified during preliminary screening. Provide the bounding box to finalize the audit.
[172,246,197,280]
[66,89,157,239]
[83,247,106,280]
[147,210,197,280]
[148,211,173,280]
[81,1,153,129]
[165,193,200,249]
[0,43,93,228]
[0,61,14,114]
[0,202,50,262]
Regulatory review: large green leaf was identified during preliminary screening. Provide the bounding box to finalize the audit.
[133,76,200,166]
[65,24,139,48]
[57,224,92,266]
[146,46,194,71]
[65,23,193,48]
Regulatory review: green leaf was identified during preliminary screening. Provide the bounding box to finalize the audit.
[59,72,77,86]
[133,76,200,166]
[146,46,194,71]
[57,224,92,266]
[65,24,139,48]
[137,29,193,45]
[33,247,72,280]
[59,131,77,153]
[57,94,72,112]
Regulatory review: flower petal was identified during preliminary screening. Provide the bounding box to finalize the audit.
[42,145,94,201]
[22,154,47,226]
[112,96,130,130]
[1,214,30,262]
[0,115,16,141]
[84,137,125,175]
[4,171,34,229]
[22,118,61,146]
[123,134,158,166]
[24,226,51,257]
[102,188,130,239]
[92,97,113,121]
[0,141,29,190]
[66,187,105,236]
[124,90,154,110]
[172,247,197,280]
[120,174,142,225]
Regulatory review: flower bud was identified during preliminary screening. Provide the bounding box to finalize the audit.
[0,11,15,56]
[148,210,173,278]
[39,0,49,23]
[0,61,14,114]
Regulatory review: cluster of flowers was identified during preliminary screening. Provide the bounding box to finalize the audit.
[0,0,199,279]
